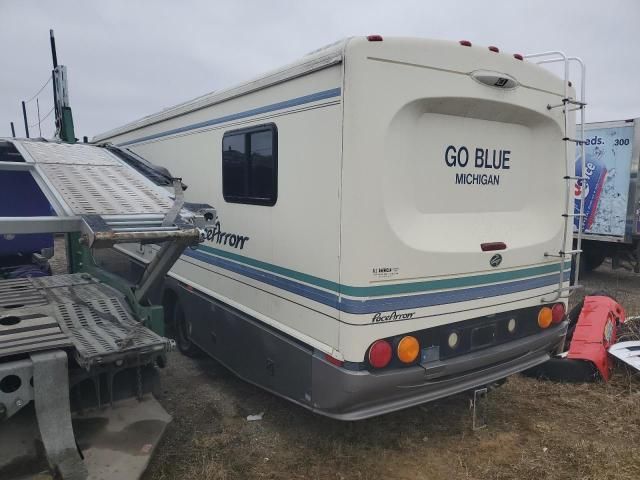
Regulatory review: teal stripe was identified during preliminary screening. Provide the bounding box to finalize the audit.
[199,245,340,292]
[197,245,566,298]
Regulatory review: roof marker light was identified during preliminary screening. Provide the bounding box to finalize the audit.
[459,40,472,47]
[488,46,499,53]
[513,53,524,60]
[367,35,383,42]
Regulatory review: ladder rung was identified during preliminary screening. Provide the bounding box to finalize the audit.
[562,213,586,218]
[544,249,582,258]
[542,285,583,303]
[564,176,587,181]
[546,98,587,110]
[558,284,583,292]
[562,137,585,144]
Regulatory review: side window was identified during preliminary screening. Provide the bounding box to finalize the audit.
[222,124,277,206]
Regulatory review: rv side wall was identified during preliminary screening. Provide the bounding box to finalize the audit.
[103,63,346,354]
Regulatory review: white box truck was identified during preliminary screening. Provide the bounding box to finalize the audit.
[94,36,576,420]
[573,118,640,272]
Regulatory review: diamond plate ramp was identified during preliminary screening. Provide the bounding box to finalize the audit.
[38,163,171,215]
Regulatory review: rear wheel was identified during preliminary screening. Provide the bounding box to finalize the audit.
[173,300,202,357]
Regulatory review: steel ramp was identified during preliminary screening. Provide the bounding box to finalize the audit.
[0,139,212,245]
[0,138,216,304]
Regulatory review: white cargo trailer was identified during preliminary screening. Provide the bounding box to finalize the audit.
[572,118,640,272]
[94,37,577,419]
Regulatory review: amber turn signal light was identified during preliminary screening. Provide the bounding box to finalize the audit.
[397,336,420,363]
[538,307,553,329]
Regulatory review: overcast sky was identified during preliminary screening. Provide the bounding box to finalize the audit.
[1,0,638,139]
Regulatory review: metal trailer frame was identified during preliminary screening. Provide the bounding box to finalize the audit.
[0,138,216,479]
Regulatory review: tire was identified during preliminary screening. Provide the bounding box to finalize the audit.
[173,300,202,357]
[522,358,601,382]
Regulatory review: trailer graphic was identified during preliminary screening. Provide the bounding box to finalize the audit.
[95,37,578,419]
[572,119,640,272]
[573,125,634,236]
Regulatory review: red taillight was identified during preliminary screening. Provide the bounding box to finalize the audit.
[481,242,507,252]
[459,40,472,47]
[552,303,566,324]
[367,35,383,42]
[324,353,343,367]
[513,53,524,60]
[488,46,499,53]
[368,340,392,368]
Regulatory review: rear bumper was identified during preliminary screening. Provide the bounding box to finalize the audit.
[310,321,567,420]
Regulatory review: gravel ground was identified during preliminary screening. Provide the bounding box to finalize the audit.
[49,238,640,479]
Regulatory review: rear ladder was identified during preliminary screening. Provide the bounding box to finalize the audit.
[524,51,586,301]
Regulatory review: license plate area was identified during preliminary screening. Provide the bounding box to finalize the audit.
[471,325,496,349]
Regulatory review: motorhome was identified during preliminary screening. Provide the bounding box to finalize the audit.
[94,37,576,420]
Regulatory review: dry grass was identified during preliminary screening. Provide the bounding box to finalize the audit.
[146,356,640,480]
[144,263,640,480]
[619,316,640,342]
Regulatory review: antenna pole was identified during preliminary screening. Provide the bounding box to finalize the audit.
[50,29,58,68]
[10,122,16,138]
[37,98,42,137]
[22,101,30,138]
[50,29,75,143]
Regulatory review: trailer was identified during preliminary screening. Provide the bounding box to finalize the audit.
[94,37,585,420]
[0,139,216,479]
[572,118,640,272]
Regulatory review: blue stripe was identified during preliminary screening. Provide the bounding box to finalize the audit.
[339,274,565,314]
[183,249,569,315]
[184,248,340,309]
[119,88,342,146]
